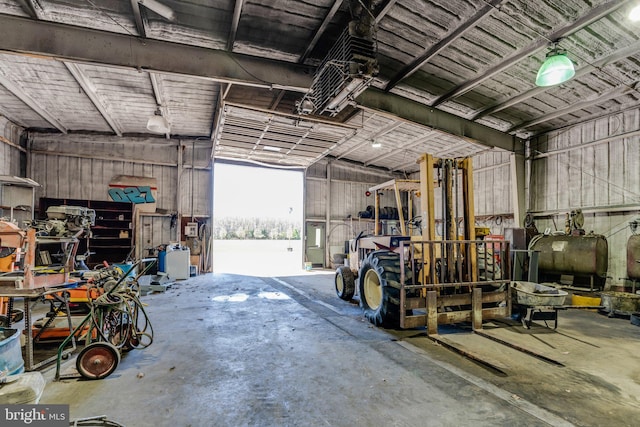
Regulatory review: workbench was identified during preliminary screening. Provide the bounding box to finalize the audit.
[0,281,82,370]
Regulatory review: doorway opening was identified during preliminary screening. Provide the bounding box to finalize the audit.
[212,162,304,276]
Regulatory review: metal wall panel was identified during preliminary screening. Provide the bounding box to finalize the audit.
[179,168,212,218]
[305,178,326,219]
[305,159,398,265]
[0,140,18,175]
[531,115,640,212]
[138,215,176,258]
[30,152,179,211]
[27,134,211,260]
[405,150,514,232]
[472,151,512,217]
[306,160,327,179]
[529,109,640,289]
[28,134,212,216]
[0,117,23,176]
[333,159,403,186]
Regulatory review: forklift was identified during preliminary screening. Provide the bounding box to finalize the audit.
[334,153,511,333]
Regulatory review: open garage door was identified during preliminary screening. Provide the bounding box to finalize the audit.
[212,162,303,276]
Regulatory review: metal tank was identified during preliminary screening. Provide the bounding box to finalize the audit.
[627,235,640,280]
[529,233,608,287]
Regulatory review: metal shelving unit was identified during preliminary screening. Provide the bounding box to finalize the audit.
[39,198,134,268]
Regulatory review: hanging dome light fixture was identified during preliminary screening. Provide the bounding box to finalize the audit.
[535,43,575,87]
[147,107,170,134]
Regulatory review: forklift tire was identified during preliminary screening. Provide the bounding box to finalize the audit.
[358,251,402,328]
[76,342,121,380]
[335,266,355,300]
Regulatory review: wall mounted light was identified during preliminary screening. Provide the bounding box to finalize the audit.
[147,108,170,133]
[535,43,575,87]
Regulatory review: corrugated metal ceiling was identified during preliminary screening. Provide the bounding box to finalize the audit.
[0,0,638,173]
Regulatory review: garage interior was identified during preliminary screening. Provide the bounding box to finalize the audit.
[0,0,639,425]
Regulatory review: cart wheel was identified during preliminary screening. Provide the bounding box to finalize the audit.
[76,342,121,380]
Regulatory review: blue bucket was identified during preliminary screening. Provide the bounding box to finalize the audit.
[0,328,25,376]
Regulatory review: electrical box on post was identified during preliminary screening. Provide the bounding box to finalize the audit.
[184,222,198,237]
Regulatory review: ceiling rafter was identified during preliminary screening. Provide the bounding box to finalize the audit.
[373,0,398,24]
[0,74,67,133]
[336,120,403,160]
[311,129,358,166]
[15,0,41,19]
[389,145,487,172]
[64,62,123,136]
[227,0,244,51]
[0,105,27,128]
[269,89,285,111]
[149,72,170,139]
[130,0,146,38]
[299,0,342,64]
[357,88,521,152]
[431,0,628,107]
[211,104,228,157]
[0,14,313,92]
[364,132,434,166]
[209,86,225,141]
[508,84,636,133]
[434,141,473,157]
[392,156,423,172]
[473,39,640,120]
[384,0,506,92]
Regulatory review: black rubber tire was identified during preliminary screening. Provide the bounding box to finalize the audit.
[76,342,121,380]
[358,250,404,328]
[335,266,355,301]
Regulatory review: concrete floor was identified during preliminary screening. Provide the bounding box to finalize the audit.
[35,271,639,427]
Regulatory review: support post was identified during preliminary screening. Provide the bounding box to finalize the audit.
[176,142,183,243]
[461,158,477,281]
[325,161,331,267]
[427,290,438,335]
[472,287,482,331]
[510,152,526,227]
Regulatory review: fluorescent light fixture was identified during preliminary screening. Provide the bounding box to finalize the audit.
[630,4,640,21]
[139,0,176,21]
[535,45,575,87]
[147,108,170,133]
[263,146,282,152]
